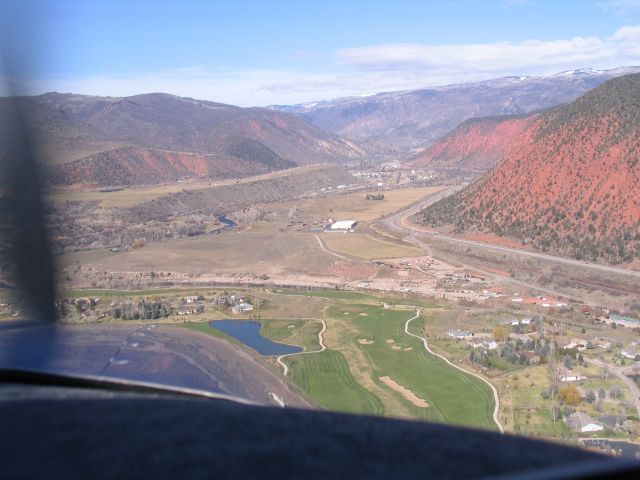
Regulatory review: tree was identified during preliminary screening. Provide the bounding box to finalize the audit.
[551,402,560,423]
[598,387,606,399]
[610,385,622,399]
[493,326,509,342]
[559,385,581,406]
[563,355,573,370]
[586,389,596,403]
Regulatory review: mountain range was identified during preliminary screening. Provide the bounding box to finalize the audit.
[11,92,366,187]
[271,67,640,152]
[415,73,640,264]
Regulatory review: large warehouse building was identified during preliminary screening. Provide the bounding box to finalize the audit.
[329,220,357,231]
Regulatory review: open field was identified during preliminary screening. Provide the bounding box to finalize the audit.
[274,186,447,222]
[319,233,422,259]
[73,226,336,277]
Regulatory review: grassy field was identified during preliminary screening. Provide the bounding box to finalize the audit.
[319,233,422,259]
[285,349,384,415]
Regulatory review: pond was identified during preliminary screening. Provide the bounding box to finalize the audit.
[210,320,303,356]
[582,439,640,460]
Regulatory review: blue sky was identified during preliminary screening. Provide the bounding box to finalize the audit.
[2,0,640,105]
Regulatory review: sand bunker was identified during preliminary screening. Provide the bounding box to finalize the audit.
[358,338,374,345]
[379,376,428,408]
[403,347,413,351]
[359,313,368,317]
[287,325,295,329]
[343,312,351,315]
[386,339,395,344]
[391,345,401,350]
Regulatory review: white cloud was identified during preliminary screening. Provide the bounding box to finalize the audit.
[335,28,639,76]
[13,26,640,106]
[598,0,640,16]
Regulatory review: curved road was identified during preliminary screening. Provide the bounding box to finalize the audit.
[404,309,504,433]
[276,319,327,376]
[383,187,640,280]
[584,357,640,419]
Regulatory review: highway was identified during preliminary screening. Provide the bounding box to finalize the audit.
[383,186,640,280]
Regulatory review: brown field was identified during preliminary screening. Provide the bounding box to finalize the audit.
[77,226,337,277]
[267,186,446,222]
[320,233,422,259]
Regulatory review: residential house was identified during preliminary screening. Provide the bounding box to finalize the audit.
[597,414,625,431]
[231,302,254,314]
[557,366,587,382]
[566,412,603,433]
[468,338,498,350]
[448,329,473,340]
[593,338,612,350]
[518,351,540,365]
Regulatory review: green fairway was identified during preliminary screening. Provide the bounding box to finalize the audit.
[323,304,497,430]
[285,349,384,415]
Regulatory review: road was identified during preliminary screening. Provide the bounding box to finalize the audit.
[404,309,504,433]
[382,187,640,280]
[584,357,640,418]
[277,319,327,376]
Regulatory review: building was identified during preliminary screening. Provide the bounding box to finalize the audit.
[557,366,587,382]
[468,338,498,350]
[566,412,603,433]
[597,414,625,430]
[231,302,254,314]
[518,351,541,365]
[329,220,358,231]
[448,329,473,339]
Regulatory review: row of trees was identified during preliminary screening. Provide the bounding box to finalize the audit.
[112,300,171,320]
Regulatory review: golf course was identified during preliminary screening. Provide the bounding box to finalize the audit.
[269,298,498,431]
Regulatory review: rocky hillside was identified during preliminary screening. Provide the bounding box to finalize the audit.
[272,67,640,152]
[408,114,537,173]
[13,93,366,186]
[416,73,640,264]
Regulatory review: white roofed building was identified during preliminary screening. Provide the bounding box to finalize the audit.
[329,220,357,231]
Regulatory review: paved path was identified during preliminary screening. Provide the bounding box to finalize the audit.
[276,319,327,376]
[404,309,504,433]
[584,357,640,418]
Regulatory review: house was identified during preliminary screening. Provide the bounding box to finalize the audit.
[620,350,637,360]
[597,414,625,430]
[518,351,541,365]
[557,366,587,382]
[468,338,498,350]
[329,220,358,231]
[566,412,603,433]
[231,302,254,314]
[593,339,612,350]
[448,329,473,339]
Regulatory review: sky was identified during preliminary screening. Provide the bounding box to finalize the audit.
[1,0,640,106]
